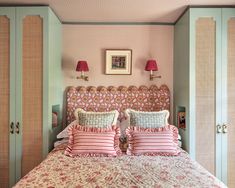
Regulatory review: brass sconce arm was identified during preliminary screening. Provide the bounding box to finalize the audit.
[150,74,161,80]
[77,75,88,81]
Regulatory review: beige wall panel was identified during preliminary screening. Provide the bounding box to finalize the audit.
[227,18,235,188]
[195,18,216,175]
[22,16,43,176]
[0,16,10,188]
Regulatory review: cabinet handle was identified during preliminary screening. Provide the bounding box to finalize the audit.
[222,124,228,134]
[10,122,14,134]
[217,124,222,133]
[16,122,20,134]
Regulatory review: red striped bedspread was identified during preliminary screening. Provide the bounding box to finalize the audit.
[14,144,227,188]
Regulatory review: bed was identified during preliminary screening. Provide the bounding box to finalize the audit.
[14,85,226,188]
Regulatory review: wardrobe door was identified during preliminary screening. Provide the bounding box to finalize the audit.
[16,7,47,181]
[190,9,222,178]
[22,14,43,176]
[222,8,235,187]
[195,17,216,175]
[0,8,16,188]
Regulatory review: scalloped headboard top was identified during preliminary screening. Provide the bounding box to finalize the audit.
[66,85,170,125]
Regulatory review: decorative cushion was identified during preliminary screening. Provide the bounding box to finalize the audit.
[57,120,78,139]
[125,109,169,128]
[57,109,119,139]
[74,108,119,128]
[64,124,121,157]
[54,138,69,148]
[126,125,180,156]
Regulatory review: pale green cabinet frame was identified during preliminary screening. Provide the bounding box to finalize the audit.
[0,6,62,187]
[174,7,235,185]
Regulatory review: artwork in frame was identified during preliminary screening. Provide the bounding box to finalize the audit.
[105,49,132,75]
[178,112,186,129]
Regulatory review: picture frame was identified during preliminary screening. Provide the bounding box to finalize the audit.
[177,112,186,129]
[105,49,132,75]
[52,104,60,128]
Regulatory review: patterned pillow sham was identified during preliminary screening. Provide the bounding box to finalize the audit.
[64,124,121,157]
[74,108,119,128]
[126,125,180,156]
[125,109,169,128]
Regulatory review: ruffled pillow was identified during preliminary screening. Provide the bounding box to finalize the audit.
[64,124,122,157]
[126,125,180,156]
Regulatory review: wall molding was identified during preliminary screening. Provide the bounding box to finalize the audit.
[1,4,235,26]
[62,21,174,25]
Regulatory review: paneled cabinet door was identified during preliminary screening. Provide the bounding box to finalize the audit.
[190,8,222,179]
[15,7,47,183]
[222,8,235,188]
[0,8,16,188]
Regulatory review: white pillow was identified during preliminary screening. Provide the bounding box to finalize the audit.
[54,138,69,147]
[57,120,78,139]
[125,109,169,128]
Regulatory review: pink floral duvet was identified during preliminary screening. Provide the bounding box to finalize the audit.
[14,144,226,188]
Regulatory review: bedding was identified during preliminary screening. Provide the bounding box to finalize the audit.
[14,144,226,188]
[14,85,224,187]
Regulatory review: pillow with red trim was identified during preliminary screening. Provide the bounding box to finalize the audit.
[64,124,122,157]
[126,125,180,156]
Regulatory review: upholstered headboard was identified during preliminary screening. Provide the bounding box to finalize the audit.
[66,85,170,125]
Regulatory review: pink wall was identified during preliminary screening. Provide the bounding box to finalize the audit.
[62,25,174,115]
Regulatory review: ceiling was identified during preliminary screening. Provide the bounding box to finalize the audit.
[0,0,234,23]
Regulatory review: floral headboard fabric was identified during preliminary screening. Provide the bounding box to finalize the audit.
[66,85,170,125]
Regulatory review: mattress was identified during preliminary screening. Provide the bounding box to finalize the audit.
[14,144,226,188]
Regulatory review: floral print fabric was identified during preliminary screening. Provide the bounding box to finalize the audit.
[66,85,170,125]
[14,144,226,188]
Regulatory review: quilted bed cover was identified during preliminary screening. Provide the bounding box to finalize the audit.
[14,144,226,188]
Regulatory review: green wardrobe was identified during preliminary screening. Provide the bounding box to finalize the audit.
[174,7,235,187]
[0,6,63,187]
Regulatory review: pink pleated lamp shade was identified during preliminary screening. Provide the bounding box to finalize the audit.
[145,60,158,71]
[76,61,89,72]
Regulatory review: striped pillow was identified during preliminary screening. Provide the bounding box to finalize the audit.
[126,125,180,156]
[64,124,121,157]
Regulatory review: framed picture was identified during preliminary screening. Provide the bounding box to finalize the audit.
[178,112,186,129]
[105,49,132,75]
[52,104,60,128]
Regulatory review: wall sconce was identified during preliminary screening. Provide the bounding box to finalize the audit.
[145,59,161,81]
[76,60,89,81]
